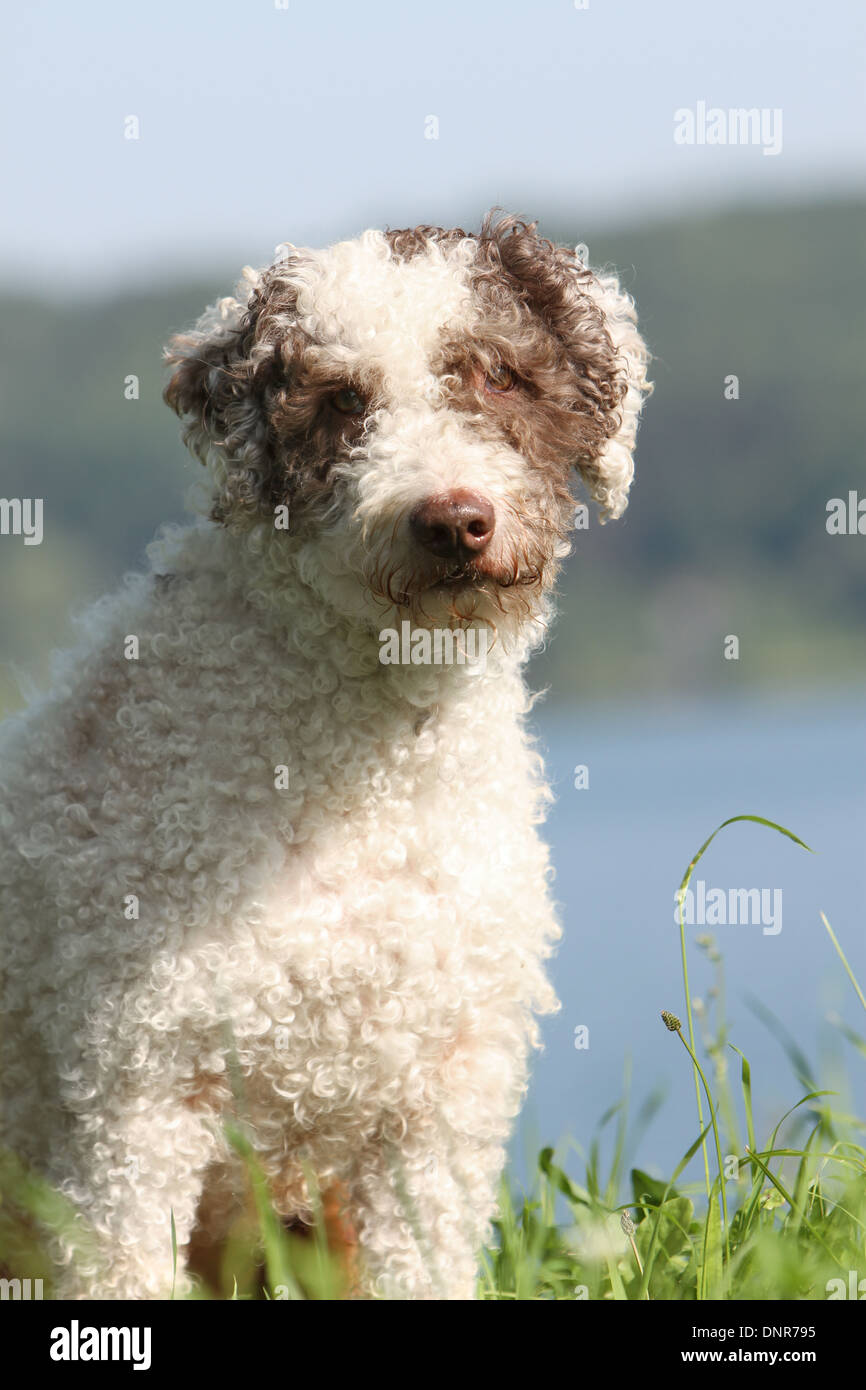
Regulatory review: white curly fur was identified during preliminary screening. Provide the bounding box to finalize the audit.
[579,263,650,520]
[0,222,648,1300]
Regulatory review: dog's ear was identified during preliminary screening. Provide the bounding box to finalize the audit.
[575,259,652,520]
[482,214,651,520]
[163,268,278,525]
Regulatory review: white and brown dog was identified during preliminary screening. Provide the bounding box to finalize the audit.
[0,214,650,1299]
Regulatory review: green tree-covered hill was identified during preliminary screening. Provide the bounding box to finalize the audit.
[1,199,864,709]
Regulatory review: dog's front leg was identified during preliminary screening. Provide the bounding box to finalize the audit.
[45,1090,220,1300]
[346,1119,505,1300]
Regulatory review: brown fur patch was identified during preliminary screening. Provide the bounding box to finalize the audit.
[181,1071,231,1113]
[185,1171,358,1299]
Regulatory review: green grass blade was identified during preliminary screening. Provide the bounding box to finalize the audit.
[729,1045,756,1154]
[225,1122,305,1300]
[698,1186,723,1300]
[821,913,866,1015]
[170,1209,178,1300]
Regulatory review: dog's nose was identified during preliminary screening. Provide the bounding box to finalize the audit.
[410,490,495,561]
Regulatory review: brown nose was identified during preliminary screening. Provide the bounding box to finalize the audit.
[410,489,495,561]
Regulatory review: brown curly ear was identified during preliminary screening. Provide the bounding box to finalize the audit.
[477,212,650,520]
[163,271,278,525]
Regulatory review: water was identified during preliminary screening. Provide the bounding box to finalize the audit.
[515,687,866,1195]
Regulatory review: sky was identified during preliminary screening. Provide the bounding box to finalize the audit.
[4,0,865,293]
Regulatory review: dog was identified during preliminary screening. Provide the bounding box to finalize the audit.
[0,213,650,1299]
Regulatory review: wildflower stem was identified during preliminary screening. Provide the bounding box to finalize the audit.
[677,889,712,1201]
[673,1026,730,1258]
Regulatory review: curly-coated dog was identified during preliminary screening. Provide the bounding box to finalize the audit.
[0,214,650,1299]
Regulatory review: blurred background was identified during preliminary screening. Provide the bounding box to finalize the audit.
[2,0,864,1189]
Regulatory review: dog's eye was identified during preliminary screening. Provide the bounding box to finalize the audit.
[331,386,366,416]
[484,364,517,394]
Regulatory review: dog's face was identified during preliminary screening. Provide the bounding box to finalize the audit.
[165,215,649,641]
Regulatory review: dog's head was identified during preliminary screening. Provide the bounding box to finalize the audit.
[165,214,650,642]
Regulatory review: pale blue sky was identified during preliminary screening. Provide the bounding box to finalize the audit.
[5,0,865,292]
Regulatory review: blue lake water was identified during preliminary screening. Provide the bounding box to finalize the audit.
[515,687,866,1196]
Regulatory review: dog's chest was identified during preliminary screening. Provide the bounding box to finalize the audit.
[242,687,547,966]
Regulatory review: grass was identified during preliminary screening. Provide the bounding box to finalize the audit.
[480,816,866,1301]
[2,816,864,1300]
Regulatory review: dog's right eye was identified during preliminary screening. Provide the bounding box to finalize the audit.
[331,386,366,416]
[484,363,517,394]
